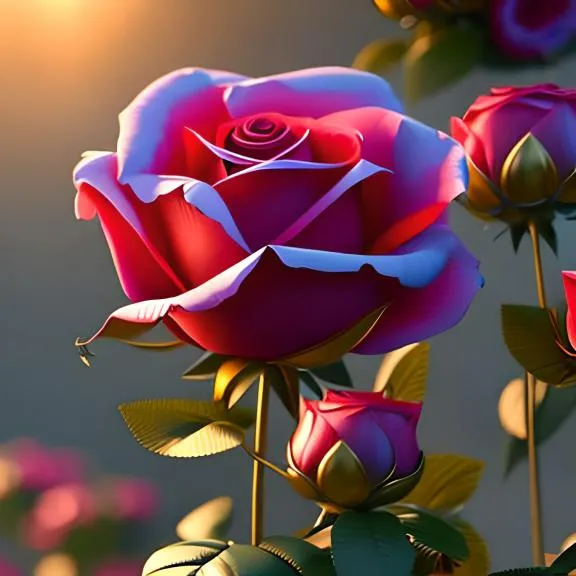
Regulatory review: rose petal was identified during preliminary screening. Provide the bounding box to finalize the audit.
[562,271,576,350]
[75,152,251,290]
[321,107,467,247]
[73,153,186,300]
[354,238,482,354]
[274,159,391,247]
[318,406,395,483]
[450,116,491,177]
[125,173,251,254]
[117,68,248,187]
[290,408,339,477]
[370,411,421,476]
[215,158,353,251]
[78,227,466,359]
[224,67,403,120]
[530,103,576,178]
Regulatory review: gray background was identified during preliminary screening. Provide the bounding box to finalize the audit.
[1,0,576,571]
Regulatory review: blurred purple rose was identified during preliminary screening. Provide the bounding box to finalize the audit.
[490,0,576,61]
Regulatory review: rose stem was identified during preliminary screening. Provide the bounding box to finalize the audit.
[526,220,546,566]
[251,372,270,546]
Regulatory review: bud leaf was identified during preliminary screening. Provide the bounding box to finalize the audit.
[213,359,265,409]
[465,157,504,214]
[317,441,372,508]
[500,134,559,205]
[557,168,576,204]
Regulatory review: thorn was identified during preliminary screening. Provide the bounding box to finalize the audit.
[75,341,95,367]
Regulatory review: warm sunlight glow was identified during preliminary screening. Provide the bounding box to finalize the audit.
[34,554,77,576]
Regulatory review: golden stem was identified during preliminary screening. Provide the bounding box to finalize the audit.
[251,373,270,546]
[526,220,546,566]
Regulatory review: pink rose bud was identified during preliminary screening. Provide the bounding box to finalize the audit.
[451,84,576,225]
[11,440,85,491]
[93,559,143,576]
[111,478,158,521]
[287,390,423,511]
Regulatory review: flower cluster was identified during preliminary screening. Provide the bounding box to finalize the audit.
[70,64,576,576]
[0,439,159,575]
[360,1,576,102]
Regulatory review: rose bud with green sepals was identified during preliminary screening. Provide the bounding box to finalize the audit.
[286,390,424,512]
[451,85,576,249]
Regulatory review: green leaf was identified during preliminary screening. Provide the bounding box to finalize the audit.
[309,360,353,387]
[142,539,229,576]
[352,38,407,74]
[451,519,490,576]
[551,542,576,573]
[403,23,484,103]
[118,398,255,458]
[375,342,429,402]
[388,504,469,561]
[331,511,415,576]
[400,454,484,512]
[501,305,576,386]
[181,352,231,381]
[299,371,325,399]
[504,386,576,476]
[258,536,336,576]
[176,496,233,541]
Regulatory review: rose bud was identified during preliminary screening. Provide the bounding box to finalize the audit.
[451,85,576,231]
[286,390,424,512]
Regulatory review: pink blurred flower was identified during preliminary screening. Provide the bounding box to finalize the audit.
[0,556,22,576]
[93,559,143,576]
[110,478,158,521]
[23,482,98,550]
[10,440,85,491]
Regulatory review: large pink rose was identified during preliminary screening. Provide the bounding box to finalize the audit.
[74,66,482,360]
[490,0,576,61]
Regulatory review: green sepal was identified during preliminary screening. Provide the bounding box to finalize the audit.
[182,352,231,381]
[309,360,353,387]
